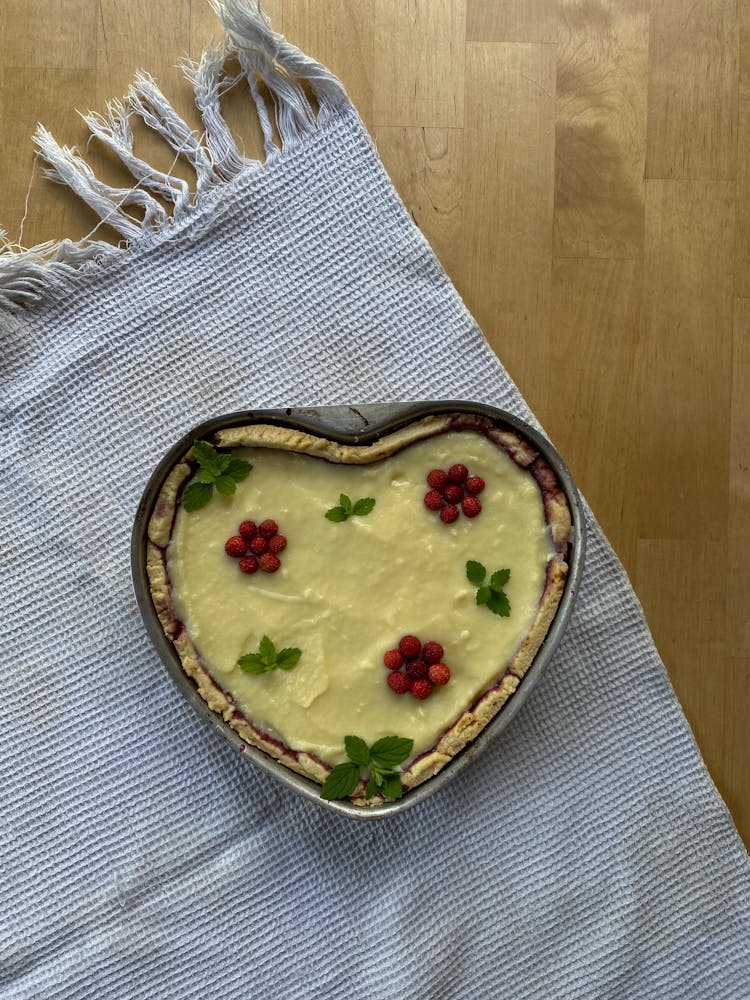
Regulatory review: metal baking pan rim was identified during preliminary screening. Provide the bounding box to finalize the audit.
[131,400,587,820]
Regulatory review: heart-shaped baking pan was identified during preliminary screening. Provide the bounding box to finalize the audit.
[131,401,586,819]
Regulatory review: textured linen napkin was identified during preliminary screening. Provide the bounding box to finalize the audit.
[2,3,749,997]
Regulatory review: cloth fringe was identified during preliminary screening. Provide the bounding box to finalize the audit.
[0,0,349,311]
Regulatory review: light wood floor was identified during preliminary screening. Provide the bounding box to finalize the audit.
[1,1,748,848]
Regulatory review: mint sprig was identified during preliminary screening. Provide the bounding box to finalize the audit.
[325,493,376,522]
[320,734,414,801]
[182,440,252,511]
[466,560,511,617]
[237,635,302,675]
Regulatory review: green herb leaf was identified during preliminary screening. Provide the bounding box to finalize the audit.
[345,735,370,766]
[186,441,252,511]
[191,440,217,467]
[369,736,414,770]
[380,773,404,800]
[182,481,214,512]
[259,635,276,665]
[237,653,268,675]
[325,506,349,522]
[471,563,512,617]
[486,590,511,617]
[466,560,486,586]
[325,495,377,522]
[214,475,237,496]
[490,569,511,591]
[238,636,302,675]
[225,457,252,481]
[276,647,302,670]
[215,452,232,474]
[320,733,414,801]
[320,762,360,801]
[352,497,376,516]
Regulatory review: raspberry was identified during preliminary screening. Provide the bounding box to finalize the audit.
[268,534,287,553]
[428,663,451,685]
[225,536,247,558]
[424,490,444,511]
[440,505,459,524]
[461,496,482,518]
[422,641,444,665]
[259,553,281,573]
[258,519,278,538]
[388,672,412,695]
[249,535,268,555]
[426,468,448,490]
[405,659,428,679]
[398,635,422,660]
[465,476,485,495]
[239,556,259,575]
[239,520,257,540]
[411,678,433,700]
[448,463,469,484]
[444,484,464,504]
[383,649,404,670]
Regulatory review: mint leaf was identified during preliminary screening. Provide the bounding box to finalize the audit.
[320,762,360,801]
[345,735,370,766]
[276,647,302,670]
[370,736,414,770]
[352,497,376,516]
[191,440,217,467]
[237,653,268,675]
[486,590,511,617]
[214,475,237,496]
[380,772,404,800]
[325,506,349,522]
[320,736,414,799]
[326,495,377,522]
[321,733,413,801]
[226,457,252,481]
[238,637,302,674]
[259,635,276,665]
[471,564,512,617]
[187,442,252,511]
[182,481,213,512]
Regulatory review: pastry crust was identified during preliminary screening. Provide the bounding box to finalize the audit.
[146,413,572,805]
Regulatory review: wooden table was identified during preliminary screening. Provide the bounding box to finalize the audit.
[2,1,747,848]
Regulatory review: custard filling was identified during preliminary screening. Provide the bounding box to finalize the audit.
[167,431,553,764]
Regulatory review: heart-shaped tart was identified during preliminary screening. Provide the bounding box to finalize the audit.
[142,409,575,808]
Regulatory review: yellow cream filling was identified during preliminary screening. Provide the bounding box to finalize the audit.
[167,431,552,764]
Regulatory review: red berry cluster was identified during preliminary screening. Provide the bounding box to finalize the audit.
[383,635,451,700]
[423,464,485,523]
[224,519,287,574]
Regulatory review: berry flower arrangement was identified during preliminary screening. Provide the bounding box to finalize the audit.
[224,518,288,574]
[423,463,485,523]
[383,635,452,700]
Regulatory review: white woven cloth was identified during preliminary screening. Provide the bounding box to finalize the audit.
[2,5,749,997]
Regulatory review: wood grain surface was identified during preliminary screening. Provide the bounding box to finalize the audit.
[1,1,747,847]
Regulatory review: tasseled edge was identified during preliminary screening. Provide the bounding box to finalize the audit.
[0,0,349,312]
